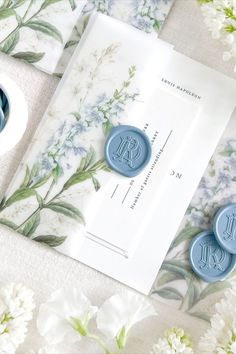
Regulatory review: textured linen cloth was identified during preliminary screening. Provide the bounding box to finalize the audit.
[0,0,235,353]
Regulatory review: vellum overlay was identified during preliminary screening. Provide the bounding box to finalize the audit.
[0,14,173,255]
[86,90,201,257]
[0,0,86,74]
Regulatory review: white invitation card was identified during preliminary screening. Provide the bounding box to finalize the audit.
[86,90,201,257]
[77,51,236,294]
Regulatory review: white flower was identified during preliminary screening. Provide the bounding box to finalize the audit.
[37,288,97,345]
[97,292,157,349]
[0,283,35,354]
[152,327,193,354]
[27,345,57,354]
[200,0,236,72]
[199,287,236,353]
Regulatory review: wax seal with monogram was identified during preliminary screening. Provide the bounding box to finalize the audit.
[189,230,236,283]
[213,204,236,254]
[0,74,28,156]
[104,125,152,177]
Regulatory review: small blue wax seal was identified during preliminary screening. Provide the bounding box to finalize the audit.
[189,230,236,282]
[0,107,4,132]
[104,125,152,177]
[213,203,236,254]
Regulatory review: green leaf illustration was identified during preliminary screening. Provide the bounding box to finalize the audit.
[169,227,202,251]
[2,31,20,54]
[45,201,85,225]
[24,20,63,43]
[12,51,45,63]
[92,176,101,192]
[32,173,51,189]
[71,112,81,121]
[52,164,63,182]
[0,197,6,211]
[20,166,31,188]
[219,148,235,157]
[63,171,92,191]
[102,120,113,135]
[5,188,36,208]
[199,281,232,301]
[0,218,17,230]
[156,271,184,287]
[65,40,78,49]
[153,287,183,301]
[187,282,200,310]
[21,212,40,237]
[0,8,15,20]
[33,235,67,247]
[69,0,76,11]
[12,0,28,8]
[84,147,96,169]
[41,0,63,10]
[161,260,193,280]
[153,19,160,32]
[188,311,210,323]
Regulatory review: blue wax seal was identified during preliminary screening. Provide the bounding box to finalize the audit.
[189,230,236,282]
[104,125,152,177]
[213,203,236,254]
[0,107,4,132]
[0,89,9,132]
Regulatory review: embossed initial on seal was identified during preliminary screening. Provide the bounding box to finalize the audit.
[112,135,142,169]
[223,213,236,241]
[198,240,226,271]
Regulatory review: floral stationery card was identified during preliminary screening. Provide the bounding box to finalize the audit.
[152,111,236,323]
[0,14,173,253]
[0,0,174,75]
[77,51,236,296]
[0,0,86,74]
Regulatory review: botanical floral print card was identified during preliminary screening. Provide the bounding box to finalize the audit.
[77,51,236,296]
[0,14,173,253]
[0,0,174,75]
[57,0,175,75]
[0,0,86,74]
[82,0,174,34]
[152,112,236,323]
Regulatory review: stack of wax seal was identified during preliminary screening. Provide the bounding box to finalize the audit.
[0,73,28,156]
[0,89,9,132]
[190,203,236,283]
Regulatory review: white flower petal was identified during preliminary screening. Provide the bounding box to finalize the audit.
[0,283,35,354]
[152,327,193,354]
[97,292,157,338]
[37,288,97,345]
[199,287,236,353]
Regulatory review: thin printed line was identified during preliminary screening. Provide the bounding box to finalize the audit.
[111,184,119,199]
[122,187,131,204]
[162,130,173,150]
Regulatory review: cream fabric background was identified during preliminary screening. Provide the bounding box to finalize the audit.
[0,1,235,353]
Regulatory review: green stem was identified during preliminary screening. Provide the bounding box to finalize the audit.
[0,2,43,47]
[0,26,20,46]
[22,0,34,21]
[14,162,102,232]
[44,179,56,202]
[87,334,111,354]
[15,206,40,232]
